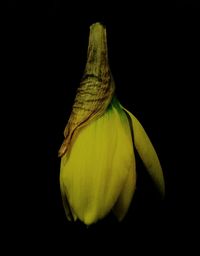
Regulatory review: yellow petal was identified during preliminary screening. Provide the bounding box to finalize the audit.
[122,107,165,197]
[113,151,136,221]
[60,100,134,225]
[60,178,77,222]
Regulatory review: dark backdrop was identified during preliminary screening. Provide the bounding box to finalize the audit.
[4,2,198,253]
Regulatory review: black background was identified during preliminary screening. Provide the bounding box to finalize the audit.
[4,1,199,253]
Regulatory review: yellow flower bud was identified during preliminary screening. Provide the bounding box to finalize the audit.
[59,22,165,225]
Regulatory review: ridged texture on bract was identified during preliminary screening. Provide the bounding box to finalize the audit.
[58,23,115,157]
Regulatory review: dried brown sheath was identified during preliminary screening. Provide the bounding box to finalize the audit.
[58,23,115,157]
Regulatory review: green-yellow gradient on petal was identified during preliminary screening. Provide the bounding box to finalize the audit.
[122,107,165,197]
[60,99,136,225]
